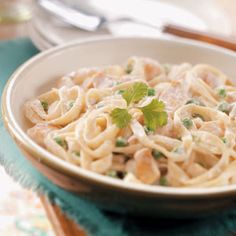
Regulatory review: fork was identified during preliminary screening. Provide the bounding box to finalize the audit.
[38,0,236,51]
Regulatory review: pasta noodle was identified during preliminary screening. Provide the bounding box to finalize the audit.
[24,56,236,187]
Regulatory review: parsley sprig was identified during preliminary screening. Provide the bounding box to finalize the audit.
[111,82,167,131]
[111,108,132,128]
[141,99,167,130]
[122,82,148,105]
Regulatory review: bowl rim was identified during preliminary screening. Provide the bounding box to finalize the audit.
[2,35,236,198]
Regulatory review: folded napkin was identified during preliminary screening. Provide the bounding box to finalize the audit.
[1,38,236,236]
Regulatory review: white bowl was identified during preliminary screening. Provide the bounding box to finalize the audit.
[2,36,236,217]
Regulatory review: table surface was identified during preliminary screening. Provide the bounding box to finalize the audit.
[1,1,236,236]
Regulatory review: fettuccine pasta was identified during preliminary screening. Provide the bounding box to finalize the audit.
[24,57,236,187]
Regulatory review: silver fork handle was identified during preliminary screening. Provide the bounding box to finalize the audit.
[38,0,104,32]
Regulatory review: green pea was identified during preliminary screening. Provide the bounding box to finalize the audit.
[147,88,156,96]
[69,101,75,108]
[218,102,230,114]
[54,137,68,150]
[152,149,164,160]
[217,88,226,98]
[182,118,193,129]
[115,137,128,147]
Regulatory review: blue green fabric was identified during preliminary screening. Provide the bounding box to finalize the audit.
[1,38,236,236]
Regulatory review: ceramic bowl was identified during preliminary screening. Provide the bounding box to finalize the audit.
[2,37,236,218]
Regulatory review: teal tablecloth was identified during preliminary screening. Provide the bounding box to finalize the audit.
[1,38,236,236]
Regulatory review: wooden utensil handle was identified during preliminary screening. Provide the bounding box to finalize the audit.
[41,196,86,236]
[163,24,236,52]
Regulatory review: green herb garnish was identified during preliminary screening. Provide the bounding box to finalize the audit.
[152,149,164,160]
[147,88,156,96]
[111,108,132,128]
[218,102,230,114]
[115,137,128,147]
[122,82,148,105]
[159,176,168,186]
[111,83,167,130]
[217,88,227,98]
[141,99,168,131]
[182,118,193,129]
[41,101,48,112]
[54,137,68,150]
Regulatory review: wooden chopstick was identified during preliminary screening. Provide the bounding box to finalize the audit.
[162,24,236,52]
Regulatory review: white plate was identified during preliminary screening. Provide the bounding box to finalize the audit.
[28,21,53,51]
[30,0,232,51]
